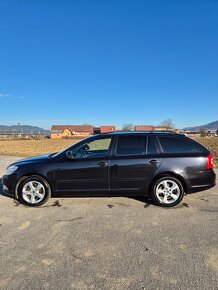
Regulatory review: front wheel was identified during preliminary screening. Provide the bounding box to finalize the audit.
[17,175,51,206]
[151,176,184,207]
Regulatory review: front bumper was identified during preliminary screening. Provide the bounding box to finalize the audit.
[1,174,17,197]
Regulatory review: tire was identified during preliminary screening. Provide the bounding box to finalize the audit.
[17,175,51,206]
[151,176,184,207]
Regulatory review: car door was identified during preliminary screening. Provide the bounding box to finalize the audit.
[109,134,162,192]
[54,136,113,194]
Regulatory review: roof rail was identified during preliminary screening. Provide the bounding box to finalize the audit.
[101,130,178,134]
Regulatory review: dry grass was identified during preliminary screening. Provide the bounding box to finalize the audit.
[194,137,218,168]
[0,137,217,167]
[0,139,83,157]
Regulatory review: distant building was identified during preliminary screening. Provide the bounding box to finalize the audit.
[134,125,179,132]
[205,130,217,137]
[183,131,201,137]
[0,132,14,139]
[153,126,171,131]
[100,126,116,133]
[154,126,179,132]
[0,132,39,139]
[50,124,116,139]
[134,125,154,131]
[91,126,116,134]
[50,125,93,139]
[93,127,101,134]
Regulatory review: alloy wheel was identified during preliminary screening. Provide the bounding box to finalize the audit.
[22,181,45,204]
[155,180,180,204]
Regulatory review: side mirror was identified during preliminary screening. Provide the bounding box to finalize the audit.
[83,144,90,151]
[66,150,73,159]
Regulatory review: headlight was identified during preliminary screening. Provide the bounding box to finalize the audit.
[5,165,18,175]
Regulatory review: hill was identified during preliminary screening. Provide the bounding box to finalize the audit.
[184,120,218,131]
[0,125,49,135]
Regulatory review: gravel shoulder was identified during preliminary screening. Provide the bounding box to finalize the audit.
[0,156,218,290]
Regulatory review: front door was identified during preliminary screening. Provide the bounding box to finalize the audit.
[55,137,113,194]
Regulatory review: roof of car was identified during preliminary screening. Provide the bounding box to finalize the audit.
[101,131,182,136]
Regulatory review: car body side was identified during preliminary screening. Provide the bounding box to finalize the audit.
[2,133,216,199]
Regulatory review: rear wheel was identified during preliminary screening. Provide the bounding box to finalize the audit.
[17,175,51,206]
[151,176,184,207]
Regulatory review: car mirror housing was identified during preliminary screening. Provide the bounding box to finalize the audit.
[66,150,73,159]
[82,144,90,151]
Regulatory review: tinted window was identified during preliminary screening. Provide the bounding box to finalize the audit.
[158,136,203,153]
[73,138,112,158]
[147,136,159,154]
[116,136,147,155]
[88,138,111,151]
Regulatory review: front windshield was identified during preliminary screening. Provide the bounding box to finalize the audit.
[51,135,95,158]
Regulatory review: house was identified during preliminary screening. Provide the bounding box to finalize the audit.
[154,126,169,131]
[50,125,93,139]
[100,126,116,133]
[134,125,179,133]
[206,130,217,137]
[0,132,14,139]
[183,131,201,138]
[154,126,177,132]
[134,125,154,131]
[93,126,116,134]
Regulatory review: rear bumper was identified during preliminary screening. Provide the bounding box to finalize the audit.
[187,169,216,193]
[189,183,216,193]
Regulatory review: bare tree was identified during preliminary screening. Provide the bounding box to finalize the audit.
[160,119,175,131]
[122,123,134,131]
[199,128,207,137]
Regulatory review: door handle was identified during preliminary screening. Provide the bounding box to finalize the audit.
[149,159,159,165]
[97,161,108,167]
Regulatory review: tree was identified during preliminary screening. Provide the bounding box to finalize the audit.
[160,119,175,131]
[122,123,134,131]
[199,128,207,137]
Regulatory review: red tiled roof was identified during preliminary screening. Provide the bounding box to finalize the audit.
[134,125,154,131]
[51,125,93,133]
[100,126,116,133]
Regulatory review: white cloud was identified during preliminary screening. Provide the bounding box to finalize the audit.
[0,93,10,98]
[0,92,26,99]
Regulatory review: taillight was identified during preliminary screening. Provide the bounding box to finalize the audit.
[206,153,213,169]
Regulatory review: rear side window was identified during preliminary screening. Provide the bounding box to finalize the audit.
[158,136,203,153]
[116,136,147,155]
[147,136,159,154]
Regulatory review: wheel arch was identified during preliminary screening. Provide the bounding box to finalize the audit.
[15,173,53,199]
[148,171,189,195]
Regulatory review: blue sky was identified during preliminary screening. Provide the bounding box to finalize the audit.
[0,0,217,129]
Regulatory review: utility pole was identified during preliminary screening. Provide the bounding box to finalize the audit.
[18,123,23,136]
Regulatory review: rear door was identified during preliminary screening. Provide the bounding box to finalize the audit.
[109,134,162,192]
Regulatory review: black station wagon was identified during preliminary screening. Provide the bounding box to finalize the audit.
[2,132,216,207]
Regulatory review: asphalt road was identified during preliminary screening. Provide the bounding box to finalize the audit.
[0,156,218,290]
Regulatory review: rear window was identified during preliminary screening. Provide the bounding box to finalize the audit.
[158,136,203,153]
[116,136,147,155]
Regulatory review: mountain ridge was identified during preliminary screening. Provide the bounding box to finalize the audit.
[0,125,49,135]
[183,120,218,131]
